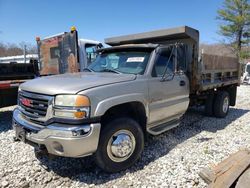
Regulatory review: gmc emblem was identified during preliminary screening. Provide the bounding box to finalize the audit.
[20,98,32,107]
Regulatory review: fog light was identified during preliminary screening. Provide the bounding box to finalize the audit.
[72,127,90,136]
[52,141,64,153]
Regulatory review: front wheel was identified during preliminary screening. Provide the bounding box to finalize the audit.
[94,117,144,172]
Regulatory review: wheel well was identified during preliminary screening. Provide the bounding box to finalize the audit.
[100,102,147,134]
[189,84,237,107]
[217,85,237,106]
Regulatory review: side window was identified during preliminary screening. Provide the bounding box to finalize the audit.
[176,44,187,72]
[85,44,98,65]
[50,47,60,59]
[152,48,175,77]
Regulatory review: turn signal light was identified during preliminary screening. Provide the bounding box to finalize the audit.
[74,111,86,119]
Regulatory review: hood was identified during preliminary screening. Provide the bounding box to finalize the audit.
[20,72,136,95]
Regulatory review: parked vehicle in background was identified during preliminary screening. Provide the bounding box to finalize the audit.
[0,58,39,107]
[13,26,241,172]
[242,62,250,84]
[36,27,103,75]
[0,54,38,64]
[0,27,102,108]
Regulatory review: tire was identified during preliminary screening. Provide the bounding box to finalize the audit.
[213,91,230,118]
[94,117,144,173]
[204,93,214,116]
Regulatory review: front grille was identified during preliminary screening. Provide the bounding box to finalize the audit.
[18,91,51,121]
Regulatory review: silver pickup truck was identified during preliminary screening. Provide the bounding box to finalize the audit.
[13,26,241,172]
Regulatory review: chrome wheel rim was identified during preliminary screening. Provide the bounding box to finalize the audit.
[222,97,229,113]
[107,130,136,162]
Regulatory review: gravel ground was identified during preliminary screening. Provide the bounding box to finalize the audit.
[0,85,250,188]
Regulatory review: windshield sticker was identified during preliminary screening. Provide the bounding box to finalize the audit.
[126,57,145,62]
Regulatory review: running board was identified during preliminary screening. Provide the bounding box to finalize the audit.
[147,119,180,135]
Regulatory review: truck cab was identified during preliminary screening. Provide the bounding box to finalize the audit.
[37,27,102,75]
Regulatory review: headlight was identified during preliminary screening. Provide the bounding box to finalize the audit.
[54,95,90,119]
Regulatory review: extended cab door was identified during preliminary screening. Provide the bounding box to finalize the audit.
[148,45,190,126]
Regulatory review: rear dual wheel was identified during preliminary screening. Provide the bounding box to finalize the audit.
[205,91,230,118]
[213,91,230,118]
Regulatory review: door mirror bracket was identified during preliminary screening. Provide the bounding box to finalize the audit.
[160,71,175,82]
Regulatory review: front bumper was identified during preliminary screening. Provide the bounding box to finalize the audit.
[12,108,101,157]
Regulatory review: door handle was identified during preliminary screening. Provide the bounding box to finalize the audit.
[179,80,186,86]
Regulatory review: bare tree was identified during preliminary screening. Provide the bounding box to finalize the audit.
[0,42,37,57]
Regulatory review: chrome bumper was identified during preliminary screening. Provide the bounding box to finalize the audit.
[12,108,101,157]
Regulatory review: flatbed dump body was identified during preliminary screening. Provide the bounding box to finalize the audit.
[0,61,39,107]
[0,62,39,81]
[105,26,241,94]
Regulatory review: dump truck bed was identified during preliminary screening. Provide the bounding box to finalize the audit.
[196,53,240,92]
[105,26,240,93]
[0,62,39,81]
[0,61,39,108]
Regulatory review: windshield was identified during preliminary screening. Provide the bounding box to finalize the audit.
[88,50,151,74]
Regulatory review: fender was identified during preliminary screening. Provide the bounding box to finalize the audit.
[94,93,149,117]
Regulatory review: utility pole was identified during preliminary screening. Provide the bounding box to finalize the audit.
[23,44,26,63]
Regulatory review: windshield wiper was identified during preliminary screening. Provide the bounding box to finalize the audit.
[83,68,94,72]
[100,69,121,74]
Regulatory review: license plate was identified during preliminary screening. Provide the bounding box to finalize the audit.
[15,124,26,142]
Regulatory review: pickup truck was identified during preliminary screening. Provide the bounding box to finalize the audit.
[12,26,240,172]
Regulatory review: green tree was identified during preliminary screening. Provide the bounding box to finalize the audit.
[217,0,250,59]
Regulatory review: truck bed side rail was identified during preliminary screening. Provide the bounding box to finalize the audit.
[198,53,240,91]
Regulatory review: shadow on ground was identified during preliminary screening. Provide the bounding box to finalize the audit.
[35,107,249,185]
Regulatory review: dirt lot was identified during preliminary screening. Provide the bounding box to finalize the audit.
[0,85,250,188]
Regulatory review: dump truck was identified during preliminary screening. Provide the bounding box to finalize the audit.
[36,27,103,75]
[13,26,240,172]
[0,27,102,108]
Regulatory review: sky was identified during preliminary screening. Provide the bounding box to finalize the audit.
[0,0,225,45]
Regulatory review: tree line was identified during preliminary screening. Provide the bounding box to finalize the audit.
[0,42,37,57]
